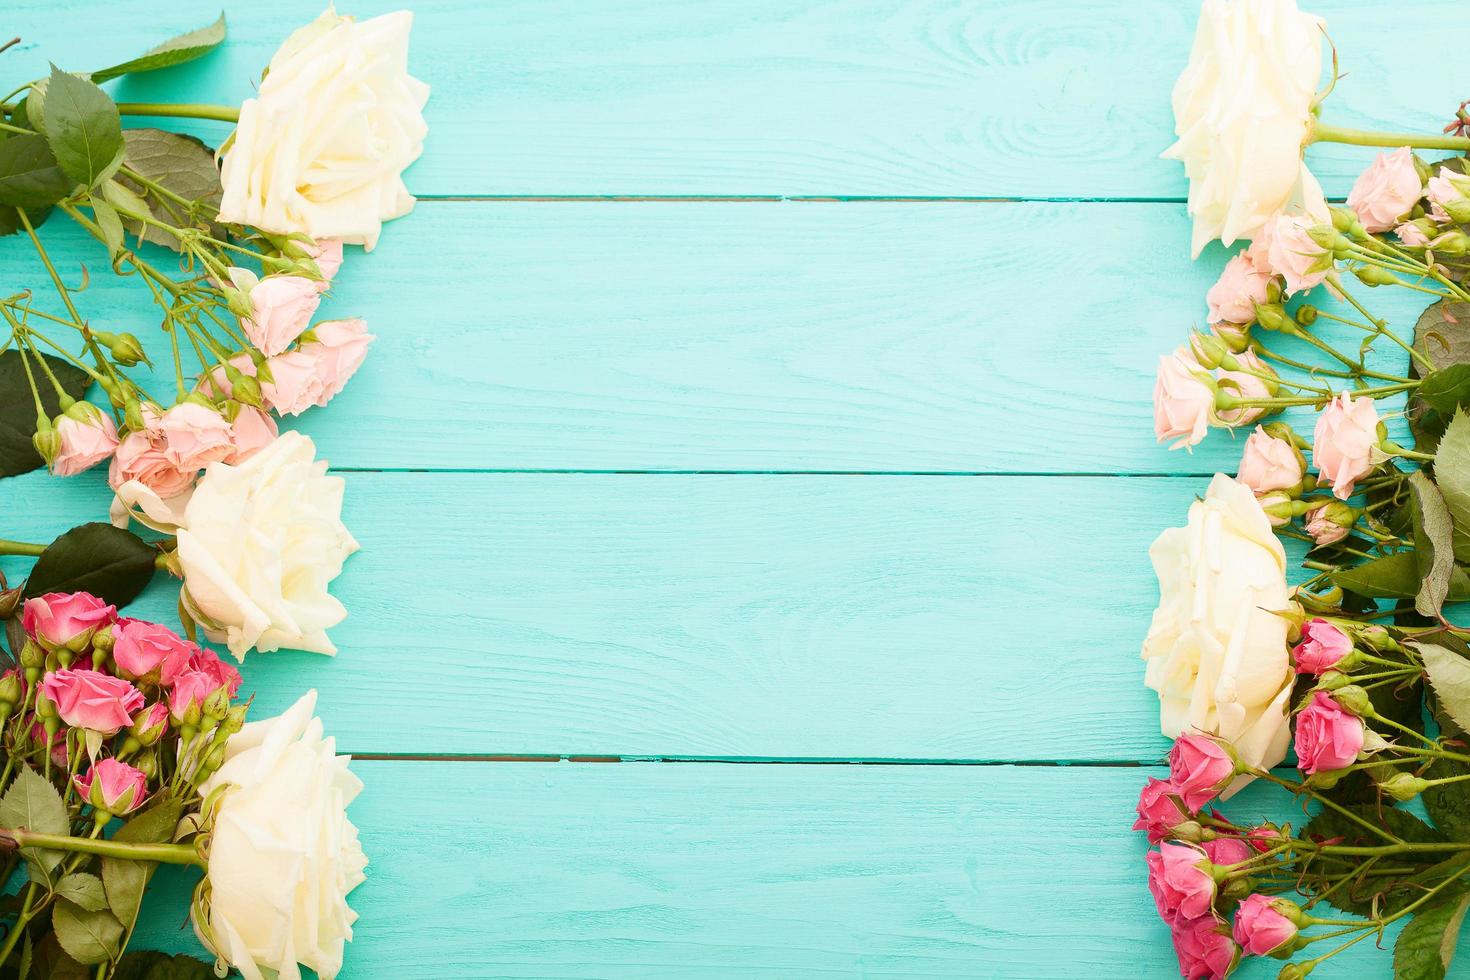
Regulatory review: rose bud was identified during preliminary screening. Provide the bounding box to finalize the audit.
[1380,772,1430,802]
[1258,490,1295,528]
[40,669,145,736]
[1206,250,1274,328]
[1304,502,1357,549]
[1245,824,1282,854]
[111,619,195,686]
[51,402,120,478]
[1200,836,1250,868]
[1292,619,1355,675]
[74,758,149,816]
[0,670,24,709]
[1169,734,1237,811]
[22,592,117,653]
[1294,691,1366,776]
[1345,148,1422,234]
[1313,392,1380,499]
[1237,426,1305,496]
[1147,842,1218,926]
[1134,778,1191,843]
[1232,894,1301,956]
[130,702,169,748]
[1171,915,1239,980]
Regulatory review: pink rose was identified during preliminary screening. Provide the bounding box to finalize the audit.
[23,593,116,650]
[1206,250,1273,326]
[1427,171,1470,223]
[1254,213,1330,295]
[1155,349,1216,450]
[73,758,149,815]
[52,409,119,477]
[1236,426,1303,495]
[40,669,144,735]
[1312,392,1379,499]
[1293,619,1352,675]
[260,350,326,416]
[1147,842,1217,926]
[1200,837,1249,868]
[305,238,344,291]
[109,417,194,501]
[234,270,322,356]
[1346,148,1423,233]
[168,648,241,722]
[1397,221,1431,247]
[1168,735,1236,811]
[186,645,242,698]
[299,318,373,407]
[1294,691,1364,775]
[156,402,234,472]
[111,618,195,685]
[1303,505,1349,549]
[229,406,279,462]
[1232,894,1297,957]
[1134,778,1189,843]
[1214,350,1275,427]
[1172,916,1238,980]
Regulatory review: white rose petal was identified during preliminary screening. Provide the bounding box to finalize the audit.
[218,8,430,251]
[196,691,368,980]
[176,432,358,660]
[1142,474,1295,796]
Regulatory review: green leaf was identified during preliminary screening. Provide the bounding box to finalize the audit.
[18,930,31,980]
[91,197,124,258]
[0,133,70,208]
[1412,471,1457,616]
[103,798,182,929]
[1419,364,1470,416]
[52,899,123,965]
[1419,643,1470,736]
[1417,301,1470,374]
[91,14,228,84]
[41,66,124,189]
[1300,805,1449,916]
[23,522,156,608]
[1437,411,1470,563]
[0,204,51,238]
[113,951,215,980]
[54,872,108,912]
[1395,889,1470,980]
[115,129,223,251]
[0,766,69,885]
[1332,551,1470,602]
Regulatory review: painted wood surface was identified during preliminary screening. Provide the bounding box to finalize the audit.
[8,0,1464,198]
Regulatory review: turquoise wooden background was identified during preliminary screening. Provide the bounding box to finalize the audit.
[1,1,1462,976]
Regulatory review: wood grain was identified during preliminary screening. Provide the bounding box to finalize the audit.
[126,761,1401,978]
[0,201,1417,474]
[8,0,1465,198]
[2,470,1300,762]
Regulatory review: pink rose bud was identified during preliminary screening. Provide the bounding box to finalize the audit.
[40,668,144,735]
[1294,690,1365,775]
[1155,349,1216,450]
[1396,221,1432,247]
[1214,350,1276,427]
[167,649,241,725]
[1231,894,1299,956]
[1293,619,1353,675]
[1168,735,1236,811]
[1200,837,1249,868]
[156,402,234,473]
[1147,842,1217,926]
[1427,170,1470,224]
[1346,148,1423,233]
[1254,212,1332,296]
[51,405,119,477]
[129,701,169,746]
[1206,250,1274,326]
[228,405,279,463]
[1304,502,1356,549]
[22,593,116,652]
[1257,490,1294,528]
[185,646,242,698]
[1236,426,1304,495]
[228,268,322,356]
[305,238,344,291]
[1134,778,1190,843]
[1312,391,1380,499]
[111,618,195,685]
[298,318,373,408]
[28,722,68,768]
[1171,915,1239,980]
[1245,825,1281,854]
[73,758,149,815]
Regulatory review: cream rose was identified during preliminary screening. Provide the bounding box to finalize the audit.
[195,691,367,980]
[1142,475,1294,795]
[218,8,430,251]
[176,432,358,659]
[1162,0,1328,256]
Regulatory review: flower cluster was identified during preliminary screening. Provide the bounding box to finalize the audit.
[0,593,365,979]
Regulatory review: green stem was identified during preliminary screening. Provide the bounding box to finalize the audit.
[0,539,44,557]
[0,882,40,966]
[1311,121,1470,152]
[114,102,240,124]
[4,828,203,866]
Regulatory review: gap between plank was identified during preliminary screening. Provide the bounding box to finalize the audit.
[412,194,1352,205]
[347,754,1159,766]
[330,468,1217,478]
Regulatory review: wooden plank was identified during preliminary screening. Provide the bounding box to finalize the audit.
[3,471,1295,762]
[130,761,1400,977]
[8,0,1462,198]
[0,201,1418,474]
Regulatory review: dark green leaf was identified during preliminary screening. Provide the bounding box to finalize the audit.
[1420,364,1470,416]
[0,766,69,885]
[52,899,123,965]
[41,67,123,189]
[91,14,228,84]
[103,798,182,929]
[0,204,51,238]
[1418,643,1470,736]
[18,930,31,980]
[1332,551,1470,602]
[113,951,215,980]
[1412,471,1456,616]
[1416,301,1470,375]
[1395,889,1470,980]
[1300,805,1448,916]
[1437,411,1470,563]
[0,134,70,208]
[0,350,90,478]
[23,523,156,608]
[115,129,223,250]
[1425,754,1470,842]
[54,872,107,912]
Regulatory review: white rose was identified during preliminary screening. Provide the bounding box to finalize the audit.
[218,8,430,251]
[195,691,367,980]
[177,432,358,659]
[1141,474,1294,795]
[1162,0,1328,257]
